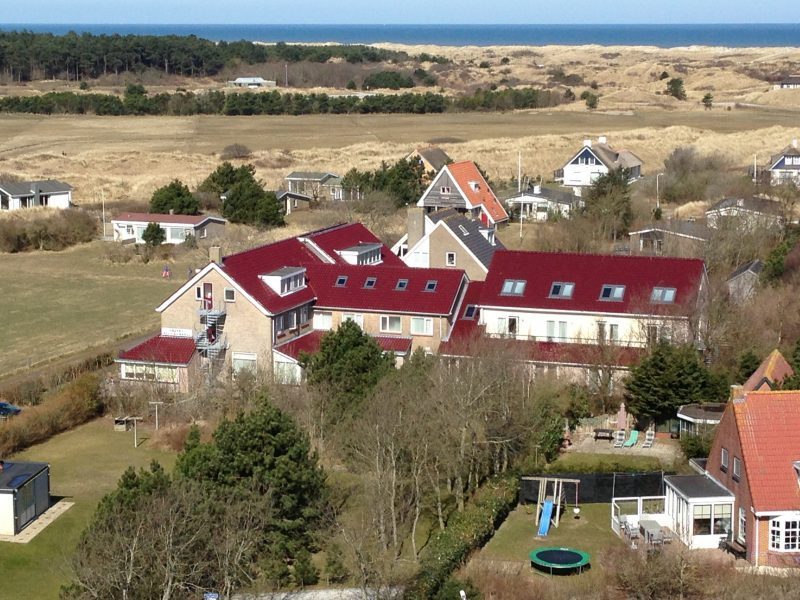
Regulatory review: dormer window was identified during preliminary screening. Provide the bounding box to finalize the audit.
[501,279,526,296]
[261,266,307,297]
[549,282,575,299]
[651,287,677,303]
[335,275,348,287]
[425,280,437,292]
[396,279,408,291]
[600,284,625,301]
[337,242,383,266]
[364,277,377,289]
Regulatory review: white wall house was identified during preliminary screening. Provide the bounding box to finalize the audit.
[0,180,72,211]
[705,197,784,230]
[505,185,584,221]
[111,213,226,245]
[556,137,643,188]
[768,140,800,187]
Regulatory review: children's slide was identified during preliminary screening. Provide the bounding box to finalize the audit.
[537,499,554,537]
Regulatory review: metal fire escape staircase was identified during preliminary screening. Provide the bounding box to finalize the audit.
[196,305,228,379]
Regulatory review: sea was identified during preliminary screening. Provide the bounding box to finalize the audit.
[1,23,800,48]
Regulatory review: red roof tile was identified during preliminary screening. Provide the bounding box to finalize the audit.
[114,212,224,226]
[447,161,509,224]
[743,349,794,392]
[118,335,196,364]
[306,264,466,315]
[481,250,705,316]
[220,223,403,315]
[275,329,412,361]
[734,391,800,512]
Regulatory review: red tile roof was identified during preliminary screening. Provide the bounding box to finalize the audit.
[306,264,466,315]
[447,161,509,224]
[118,335,196,364]
[481,250,705,316]
[275,329,412,361]
[304,222,405,266]
[734,391,800,512]
[743,349,794,392]
[220,223,403,315]
[114,212,224,226]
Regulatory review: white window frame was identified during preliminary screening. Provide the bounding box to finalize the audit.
[440,186,451,194]
[343,313,363,328]
[549,282,575,299]
[721,447,729,471]
[232,352,257,374]
[224,287,236,302]
[410,316,433,336]
[651,286,677,303]
[313,310,332,330]
[737,507,746,543]
[600,284,625,301]
[501,279,526,296]
[380,315,402,334]
[770,517,800,551]
[445,252,456,267]
[733,457,742,480]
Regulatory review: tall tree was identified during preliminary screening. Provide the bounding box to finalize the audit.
[624,342,726,424]
[150,179,199,215]
[221,178,284,228]
[584,167,633,240]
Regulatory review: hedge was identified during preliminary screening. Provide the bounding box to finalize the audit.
[405,476,519,600]
[0,373,105,457]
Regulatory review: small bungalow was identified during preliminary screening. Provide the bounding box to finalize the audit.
[773,77,800,90]
[0,180,73,211]
[505,185,583,221]
[726,260,763,304]
[628,220,710,258]
[676,403,726,438]
[284,172,350,202]
[117,335,200,394]
[111,213,226,245]
[228,77,276,88]
[0,461,50,536]
[276,190,314,215]
[705,197,784,230]
[555,137,643,187]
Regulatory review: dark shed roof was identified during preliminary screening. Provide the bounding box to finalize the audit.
[0,461,48,492]
[665,474,733,499]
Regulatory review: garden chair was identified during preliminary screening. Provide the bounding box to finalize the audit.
[623,430,639,448]
[642,430,655,449]
[613,430,626,448]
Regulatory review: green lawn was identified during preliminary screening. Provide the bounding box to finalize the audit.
[0,241,202,378]
[0,418,177,599]
[547,452,665,473]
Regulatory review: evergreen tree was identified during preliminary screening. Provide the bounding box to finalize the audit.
[302,319,394,425]
[198,161,256,194]
[221,178,285,228]
[666,77,687,100]
[624,342,726,424]
[324,544,349,584]
[702,93,713,109]
[736,349,761,383]
[293,549,320,587]
[149,179,199,215]
[584,167,633,239]
[141,222,165,246]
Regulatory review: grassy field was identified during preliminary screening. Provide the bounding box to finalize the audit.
[0,418,176,599]
[0,241,202,378]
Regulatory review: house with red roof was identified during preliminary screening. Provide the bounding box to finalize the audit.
[116,222,468,387]
[416,161,509,226]
[111,212,226,245]
[704,390,800,567]
[439,250,706,389]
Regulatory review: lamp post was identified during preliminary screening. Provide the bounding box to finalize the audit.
[656,173,664,210]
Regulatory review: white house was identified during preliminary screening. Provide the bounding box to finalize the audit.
[0,180,72,211]
[505,185,584,221]
[705,197,784,230]
[768,140,800,187]
[555,137,643,187]
[111,213,226,245]
[477,250,706,348]
[773,77,800,90]
[228,77,276,88]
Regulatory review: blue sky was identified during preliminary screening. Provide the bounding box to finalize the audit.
[2,1,799,25]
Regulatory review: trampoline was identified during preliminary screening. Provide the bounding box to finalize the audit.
[529,547,591,575]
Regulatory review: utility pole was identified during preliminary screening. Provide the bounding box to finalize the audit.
[656,173,664,210]
[149,401,164,430]
[130,416,143,448]
[284,63,288,87]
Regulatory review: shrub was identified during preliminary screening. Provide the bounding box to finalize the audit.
[0,209,97,253]
[680,431,714,460]
[293,549,319,587]
[149,179,199,215]
[220,143,253,160]
[0,373,104,457]
[478,61,491,69]
[345,80,357,90]
[405,476,519,600]
[141,222,165,246]
[362,71,415,90]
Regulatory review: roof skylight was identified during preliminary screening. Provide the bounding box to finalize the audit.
[335,275,348,287]
[501,279,526,296]
[549,282,575,299]
[599,284,625,301]
[425,280,438,292]
[651,287,677,303]
[364,277,377,289]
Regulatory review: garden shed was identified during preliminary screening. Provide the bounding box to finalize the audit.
[0,461,50,536]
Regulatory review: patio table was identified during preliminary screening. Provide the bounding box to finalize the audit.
[639,519,663,545]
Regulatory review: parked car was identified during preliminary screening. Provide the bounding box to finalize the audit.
[0,402,22,417]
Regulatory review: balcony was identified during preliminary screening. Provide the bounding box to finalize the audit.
[486,333,649,349]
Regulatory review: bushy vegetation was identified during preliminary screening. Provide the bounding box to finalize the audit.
[0,86,564,116]
[362,70,415,90]
[199,162,285,228]
[660,147,728,203]
[149,179,199,215]
[0,32,443,82]
[0,209,97,253]
[0,373,104,457]
[341,157,426,208]
[405,477,518,600]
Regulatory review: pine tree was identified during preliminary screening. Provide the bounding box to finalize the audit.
[293,549,319,587]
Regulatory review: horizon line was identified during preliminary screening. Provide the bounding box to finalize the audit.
[3,22,800,27]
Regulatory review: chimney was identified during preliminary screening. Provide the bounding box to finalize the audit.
[598,135,607,145]
[169,208,175,215]
[406,206,425,250]
[209,246,222,264]
[793,139,798,149]
[533,184,541,194]
[583,139,592,148]
[730,384,744,401]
